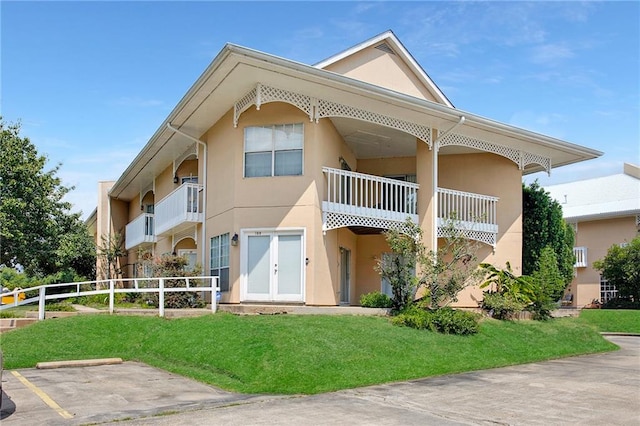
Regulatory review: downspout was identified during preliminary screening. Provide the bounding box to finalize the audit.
[431,116,465,252]
[166,123,208,274]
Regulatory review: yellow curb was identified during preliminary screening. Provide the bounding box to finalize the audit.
[36,358,123,369]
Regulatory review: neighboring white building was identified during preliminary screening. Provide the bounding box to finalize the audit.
[545,163,640,307]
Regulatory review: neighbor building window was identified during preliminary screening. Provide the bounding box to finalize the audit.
[244,123,303,177]
[600,276,617,304]
[210,233,230,292]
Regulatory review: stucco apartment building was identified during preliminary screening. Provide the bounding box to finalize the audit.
[87,31,601,307]
[545,163,640,307]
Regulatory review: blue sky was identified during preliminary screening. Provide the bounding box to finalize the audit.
[2,1,638,219]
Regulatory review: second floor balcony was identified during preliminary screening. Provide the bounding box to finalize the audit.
[125,213,156,250]
[154,183,203,236]
[573,246,587,268]
[322,167,499,246]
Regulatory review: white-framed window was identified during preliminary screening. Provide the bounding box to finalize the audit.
[380,252,415,298]
[244,123,303,177]
[178,249,197,272]
[211,233,230,292]
[600,276,618,303]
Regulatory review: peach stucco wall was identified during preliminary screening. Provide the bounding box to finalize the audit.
[110,99,526,307]
[570,216,637,307]
[323,45,439,103]
[439,153,523,307]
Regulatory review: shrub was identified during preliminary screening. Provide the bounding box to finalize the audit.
[601,298,640,310]
[392,306,479,335]
[391,305,433,329]
[431,307,479,335]
[482,292,527,320]
[360,291,393,308]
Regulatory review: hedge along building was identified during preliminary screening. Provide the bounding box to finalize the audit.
[91,31,601,307]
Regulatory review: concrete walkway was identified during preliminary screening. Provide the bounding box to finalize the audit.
[2,336,638,425]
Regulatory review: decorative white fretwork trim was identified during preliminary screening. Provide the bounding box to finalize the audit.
[323,212,417,235]
[233,84,431,146]
[437,226,497,248]
[172,226,197,249]
[315,99,432,147]
[173,143,198,175]
[438,132,551,173]
[636,214,640,227]
[140,181,155,209]
[233,84,313,127]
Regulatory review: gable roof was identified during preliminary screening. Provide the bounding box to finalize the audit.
[545,163,640,221]
[108,34,602,201]
[314,30,454,107]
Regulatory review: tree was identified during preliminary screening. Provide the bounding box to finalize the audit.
[529,246,565,319]
[0,118,95,278]
[523,181,575,285]
[594,236,640,302]
[97,232,126,280]
[376,218,481,311]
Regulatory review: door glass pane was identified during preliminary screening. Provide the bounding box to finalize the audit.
[277,235,302,295]
[340,249,350,303]
[247,235,270,294]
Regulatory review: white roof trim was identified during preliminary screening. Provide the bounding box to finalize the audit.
[314,30,454,108]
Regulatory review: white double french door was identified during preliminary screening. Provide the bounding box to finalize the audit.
[241,230,304,302]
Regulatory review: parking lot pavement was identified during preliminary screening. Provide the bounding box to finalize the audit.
[0,362,272,425]
[2,336,639,425]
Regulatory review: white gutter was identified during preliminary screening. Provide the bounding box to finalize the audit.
[166,123,208,273]
[431,116,466,252]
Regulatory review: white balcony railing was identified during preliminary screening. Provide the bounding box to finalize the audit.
[322,167,419,231]
[437,187,498,247]
[573,246,587,268]
[437,187,498,234]
[125,213,156,249]
[155,183,203,236]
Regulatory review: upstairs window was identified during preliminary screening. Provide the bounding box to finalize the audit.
[244,123,303,177]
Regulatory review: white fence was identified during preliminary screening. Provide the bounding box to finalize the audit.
[154,183,203,236]
[0,276,219,321]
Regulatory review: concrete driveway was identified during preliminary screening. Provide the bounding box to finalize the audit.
[1,335,638,425]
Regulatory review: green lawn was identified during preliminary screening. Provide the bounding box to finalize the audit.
[0,313,618,394]
[579,309,640,333]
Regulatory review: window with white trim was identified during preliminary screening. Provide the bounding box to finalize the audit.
[600,276,618,304]
[244,123,303,177]
[210,233,230,292]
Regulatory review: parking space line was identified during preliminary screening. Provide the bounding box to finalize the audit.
[11,370,74,419]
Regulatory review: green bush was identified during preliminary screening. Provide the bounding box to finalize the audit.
[391,305,433,329]
[431,307,479,335]
[601,298,640,310]
[392,306,479,335]
[482,292,527,320]
[360,291,393,308]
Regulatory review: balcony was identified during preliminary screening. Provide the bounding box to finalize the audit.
[437,187,499,246]
[125,213,156,250]
[321,167,499,246]
[322,167,419,232]
[573,247,587,268]
[154,183,203,236]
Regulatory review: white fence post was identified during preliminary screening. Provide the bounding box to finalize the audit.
[211,277,217,314]
[109,280,115,314]
[159,278,165,317]
[38,286,46,321]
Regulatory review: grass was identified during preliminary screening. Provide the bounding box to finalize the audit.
[578,309,640,333]
[0,313,619,395]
